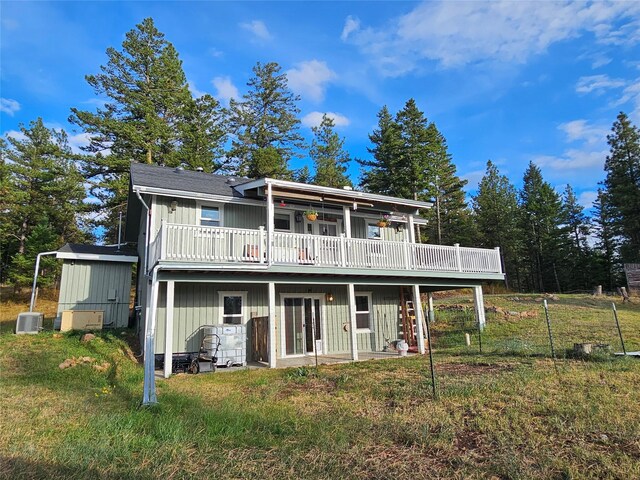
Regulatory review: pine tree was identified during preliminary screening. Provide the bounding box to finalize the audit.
[310,114,352,188]
[603,112,640,262]
[472,160,523,289]
[70,18,226,239]
[519,162,567,292]
[2,119,89,287]
[592,188,620,290]
[228,62,304,179]
[358,106,402,196]
[560,184,592,290]
[359,100,469,245]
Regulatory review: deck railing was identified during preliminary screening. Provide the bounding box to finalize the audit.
[158,223,502,274]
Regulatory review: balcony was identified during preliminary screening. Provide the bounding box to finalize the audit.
[150,223,503,277]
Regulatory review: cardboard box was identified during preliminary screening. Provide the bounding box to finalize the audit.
[60,310,104,332]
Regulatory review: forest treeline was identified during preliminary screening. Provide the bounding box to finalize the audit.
[1,18,639,292]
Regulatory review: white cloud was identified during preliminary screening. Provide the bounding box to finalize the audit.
[240,20,272,40]
[558,120,609,145]
[4,129,26,142]
[534,148,606,172]
[212,76,239,105]
[578,190,598,209]
[67,132,92,154]
[461,170,485,191]
[188,80,207,98]
[302,111,350,128]
[344,1,640,75]
[286,60,337,103]
[576,74,626,93]
[341,15,360,41]
[615,79,640,121]
[0,98,20,116]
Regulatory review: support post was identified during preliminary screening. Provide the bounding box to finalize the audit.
[342,206,351,238]
[266,182,274,265]
[473,285,486,331]
[408,215,416,243]
[347,283,359,361]
[268,282,277,368]
[427,293,435,323]
[142,269,159,405]
[413,284,426,354]
[455,243,463,272]
[163,281,175,379]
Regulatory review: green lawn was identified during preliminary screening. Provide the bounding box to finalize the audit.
[1,294,639,479]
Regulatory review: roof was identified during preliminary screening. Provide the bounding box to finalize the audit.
[129,162,246,198]
[56,244,138,263]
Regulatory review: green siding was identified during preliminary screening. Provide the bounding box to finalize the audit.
[57,260,133,328]
[153,196,197,232]
[225,204,265,229]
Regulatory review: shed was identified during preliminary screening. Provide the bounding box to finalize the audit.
[624,263,640,296]
[56,244,138,328]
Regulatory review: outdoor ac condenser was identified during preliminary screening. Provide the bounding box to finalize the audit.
[16,312,44,334]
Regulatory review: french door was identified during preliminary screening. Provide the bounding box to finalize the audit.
[283,297,322,356]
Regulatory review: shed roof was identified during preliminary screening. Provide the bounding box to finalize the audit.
[56,244,138,263]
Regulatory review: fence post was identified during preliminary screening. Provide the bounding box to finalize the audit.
[454,243,463,272]
[612,302,627,356]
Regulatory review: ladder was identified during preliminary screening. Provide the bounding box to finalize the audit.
[399,287,417,346]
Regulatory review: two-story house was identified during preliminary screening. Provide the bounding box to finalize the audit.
[124,163,503,404]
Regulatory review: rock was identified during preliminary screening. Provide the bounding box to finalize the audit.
[507,311,520,316]
[80,333,96,343]
[52,333,63,339]
[519,311,538,318]
[93,362,110,372]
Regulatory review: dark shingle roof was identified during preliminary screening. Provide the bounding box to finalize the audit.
[129,163,247,198]
[58,243,138,257]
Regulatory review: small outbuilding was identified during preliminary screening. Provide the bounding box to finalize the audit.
[56,244,138,328]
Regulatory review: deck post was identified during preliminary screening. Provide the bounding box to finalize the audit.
[266,182,274,265]
[413,284,426,354]
[268,282,277,368]
[473,285,486,331]
[343,206,352,238]
[163,281,175,379]
[347,283,359,361]
[454,243,463,272]
[407,215,416,243]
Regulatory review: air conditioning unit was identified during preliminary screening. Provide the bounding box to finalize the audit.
[60,310,104,332]
[16,312,44,334]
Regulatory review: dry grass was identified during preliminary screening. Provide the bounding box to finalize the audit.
[1,293,639,479]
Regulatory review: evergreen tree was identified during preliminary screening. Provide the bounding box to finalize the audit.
[359,100,469,245]
[603,112,640,262]
[519,162,567,292]
[310,114,352,188]
[228,62,304,179]
[560,185,592,290]
[358,106,402,196]
[472,160,523,289]
[2,119,89,287]
[592,188,620,290]
[70,18,226,239]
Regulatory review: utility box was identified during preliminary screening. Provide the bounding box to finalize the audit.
[203,325,247,367]
[16,312,44,334]
[60,310,104,332]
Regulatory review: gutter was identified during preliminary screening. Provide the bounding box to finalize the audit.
[135,191,151,277]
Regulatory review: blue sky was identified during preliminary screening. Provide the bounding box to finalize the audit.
[2,1,640,212]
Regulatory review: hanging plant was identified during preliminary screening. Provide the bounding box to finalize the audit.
[304,209,318,222]
[377,214,391,228]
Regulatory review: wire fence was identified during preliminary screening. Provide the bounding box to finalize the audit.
[428,295,639,359]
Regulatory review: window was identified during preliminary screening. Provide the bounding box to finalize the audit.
[274,213,292,231]
[355,293,372,330]
[219,291,247,324]
[367,224,381,239]
[200,205,221,226]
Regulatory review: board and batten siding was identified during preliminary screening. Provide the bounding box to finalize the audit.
[57,260,133,328]
[152,282,402,359]
[154,282,268,354]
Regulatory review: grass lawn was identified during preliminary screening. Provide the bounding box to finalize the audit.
[1,293,639,479]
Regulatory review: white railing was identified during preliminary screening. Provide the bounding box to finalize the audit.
[163,224,265,264]
[157,224,502,274]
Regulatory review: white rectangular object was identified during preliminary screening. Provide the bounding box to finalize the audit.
[16,312,43,334]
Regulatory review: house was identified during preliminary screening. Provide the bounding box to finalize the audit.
[124,163,504,404]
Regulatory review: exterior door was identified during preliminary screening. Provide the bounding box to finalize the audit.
[283,297,322,356]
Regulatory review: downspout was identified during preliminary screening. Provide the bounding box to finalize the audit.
[142,264,160,406]
[135,190,151,277]
[29,251,58,312]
